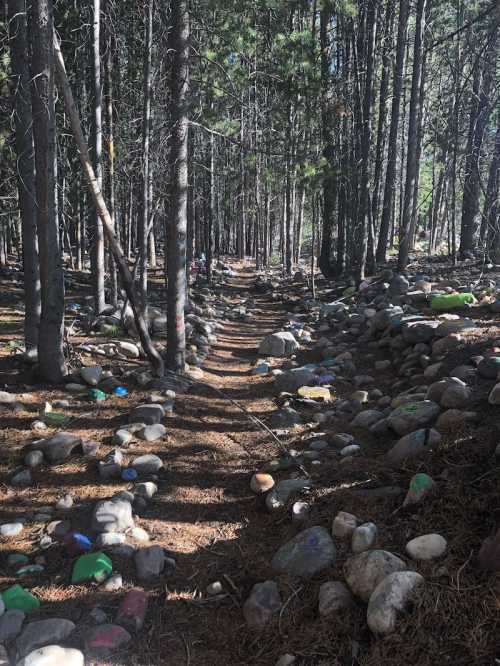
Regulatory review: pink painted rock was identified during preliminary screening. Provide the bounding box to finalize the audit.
[116,589,148,631]
[85,623,131,657]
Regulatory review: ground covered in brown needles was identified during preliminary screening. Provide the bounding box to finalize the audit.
[1,261,500,665]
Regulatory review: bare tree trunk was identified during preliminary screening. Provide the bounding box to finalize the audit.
[398,0,428,271]
[8,0,41,354]
[105,22,118,308]
[165,0,189,372]
[377,0,409,264]
[29,0,66,382]
[139,0,153,313]
[91,0,105,313]
[53,32,164,376]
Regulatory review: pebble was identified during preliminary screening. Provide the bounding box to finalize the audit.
[56,494,73,511]
[134,482,158,499]
[291,501,310,522]
[113,429,133,447]
[367,571,425,635]
[340,444,361,457]
[206,581,223,596]
[135,545,170,581]
[276,655,296,666]
[406,534,447,560]
[11,469,32,487]
[243,581,282,628]
[80,365,103,385]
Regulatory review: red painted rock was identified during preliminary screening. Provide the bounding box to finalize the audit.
[116,589,148,631]
[85,623,131,657]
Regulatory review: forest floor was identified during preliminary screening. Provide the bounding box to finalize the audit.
[1,261,500,665]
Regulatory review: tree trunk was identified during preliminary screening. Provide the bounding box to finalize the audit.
[398,0,428,271]
[29,0,66,382]
[8,0,41,354]
[165,0,189,372]
[377,0,409,264]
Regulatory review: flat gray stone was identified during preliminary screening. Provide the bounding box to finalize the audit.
[343,550,406,602]
[131,454,163,475]
[271,526,336,578]
[137,424,167,442]
[129,404,164,425]
[0,609,25,642]
[16,619,75,658]
[243,581,282,628]
[36,432,82,464]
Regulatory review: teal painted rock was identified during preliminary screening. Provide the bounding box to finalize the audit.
[403,473,435,506]
[1,585,40,611]
[431,293,475,310]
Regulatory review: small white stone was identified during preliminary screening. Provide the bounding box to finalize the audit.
[206,581,223,596]
[406,533,447,560]
[332,511,359,538]
[352,522,378,553]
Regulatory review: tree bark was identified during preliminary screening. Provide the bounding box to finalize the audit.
[165,0,189,372]
[29,0,66,382]
[8,0,41,354]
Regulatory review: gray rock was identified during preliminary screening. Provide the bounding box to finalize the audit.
[340,444,361,457]
[291,501,310,522]
[16,619,75,658]
[351,410,383,428]
[405,534,447,560]
[318,581,355,616]
[137,424,167,442]
[243,581,282,628]
[265,479,312,512]
[440,383,471,408]
[259,332,299,357]
[17,645,84,666]
[489,383,500,405]
[135,545,171,580]
[55,494,73,511]
[96,532,126,548]
[426,377,464,403]
[275,368,316,393]
[92,497,134,533]
[24,451,44,468]
[36,432,82,464]
[131,454,163,475]
[387,401,440,436]
[98,449,123,480]
[478,356,500,379]
[402,320,439,344]
[113,429,133,447]
[0,391,17,404]
[332,511,358,538]
[352,523,378,554]
[0,610,25,642]
[0,523,24,538]
[134,482,158,499]
[129,404,165,425]
[387,428,442,465]
[80,366,103,386]
[85,624,131,657]
[389,275,409,296]
[367,571,424,635]
[271,526,336,578]
[11,469,32,487]
[101,573,123,592]
[343,550,407,602]
[267,407,303,429]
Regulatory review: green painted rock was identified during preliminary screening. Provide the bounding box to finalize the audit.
[403,473,435,506]
[1,585,40,611]
[431,293,475,311]
[72,552,112,583]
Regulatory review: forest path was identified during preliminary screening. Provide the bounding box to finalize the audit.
[128,263,292,665]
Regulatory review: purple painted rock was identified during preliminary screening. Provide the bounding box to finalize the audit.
[116,589,148,631]
[85,623,131,657]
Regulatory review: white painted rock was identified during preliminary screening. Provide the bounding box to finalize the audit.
[17,645,84,666]
[367,571,424,635]
[405,534,447,560]
[343,550,406,602]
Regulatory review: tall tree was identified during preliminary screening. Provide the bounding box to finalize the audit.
[166,0,189,372]
[29,0,66,382]
[8,0,41,355]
